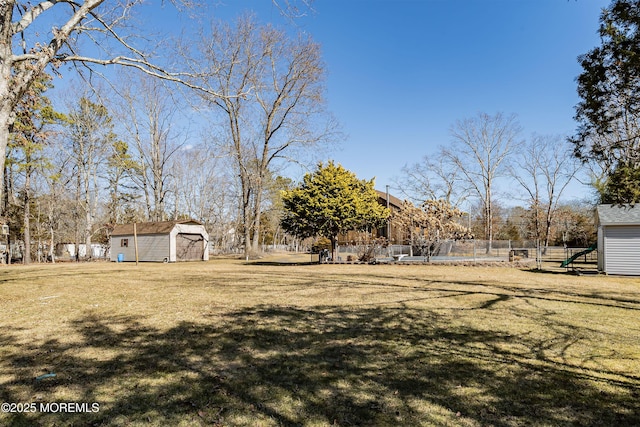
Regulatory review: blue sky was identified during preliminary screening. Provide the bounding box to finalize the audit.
[51,1,608,200]
[205,0,608,197]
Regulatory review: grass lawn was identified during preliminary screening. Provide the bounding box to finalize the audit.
[1,256,639,426]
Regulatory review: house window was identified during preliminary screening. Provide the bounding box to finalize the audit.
[121,238,129,247]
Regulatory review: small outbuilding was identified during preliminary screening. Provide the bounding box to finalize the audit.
[110,220,209,262]
[597,204,640,275]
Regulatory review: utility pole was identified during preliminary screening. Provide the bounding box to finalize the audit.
[386,185,390,239]
[386,185,391,257]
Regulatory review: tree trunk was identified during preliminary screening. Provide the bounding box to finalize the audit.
[251,177,263,254]
[241,176,252,260]
[330,235,337,262]
[0,0,12,216]
[543,212,553,256]
[84,171,92,260]
[85,198,92,260]
[0,107,11,216]
[152,144,165,222]
[243,220,251,260]
[23,168,31,264]
[83,164,93,260]
[485,196,493,254]
[142,179,152,221]
[75,168,82,262]
[49,223,55,264]
[2,154,8,218]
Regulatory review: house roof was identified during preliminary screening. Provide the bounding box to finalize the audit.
[596,204,640,226]
[375,190,403,210]
[111,220,203,236]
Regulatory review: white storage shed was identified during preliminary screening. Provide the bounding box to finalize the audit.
[110,220,209,262]
[597,204,640,275]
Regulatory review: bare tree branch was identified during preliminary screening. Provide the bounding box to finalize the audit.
[188,15,337,258]
[12,0,65,35]
[443,112,522,251]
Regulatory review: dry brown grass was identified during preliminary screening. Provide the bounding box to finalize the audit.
[1,256,639,426]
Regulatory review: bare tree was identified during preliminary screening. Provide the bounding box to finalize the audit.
[111,72,186,221]
[0,0,321,220]
[272,0,315,19]
[509,134,582,253]
[64,96,114,259]
[443,112,522,252]
[191,15,337,258]
[39,152,72,263]
[0,1,240,216]
[170,143,225,223]
[399,148,470,207]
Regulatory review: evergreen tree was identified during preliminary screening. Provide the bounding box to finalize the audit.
[281,161,389,260]
[7,72,63,263]
[601,162,640,204]
[571,0,640,203]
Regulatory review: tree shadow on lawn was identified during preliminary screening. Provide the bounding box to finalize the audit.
[1,306,639,426]
[341,271,640,312]
[249,261,320,266]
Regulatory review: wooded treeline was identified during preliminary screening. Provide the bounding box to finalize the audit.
[3,89,596,263]
[3,74,306,262]
[3,0,637,263]
[1,8,337,263]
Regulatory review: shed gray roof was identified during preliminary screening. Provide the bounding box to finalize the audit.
[597,204,640,226]
[111,220,202,236]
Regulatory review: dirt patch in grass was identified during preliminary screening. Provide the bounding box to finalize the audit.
[1,261,639,426]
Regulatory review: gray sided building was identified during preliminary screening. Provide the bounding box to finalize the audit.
[597,204,640,275]
[110,220,209,262]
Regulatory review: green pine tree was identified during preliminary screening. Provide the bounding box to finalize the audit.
[8,72,64,263]
[281,161,389,260]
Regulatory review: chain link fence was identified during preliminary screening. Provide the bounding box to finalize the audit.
[335,240,594,265]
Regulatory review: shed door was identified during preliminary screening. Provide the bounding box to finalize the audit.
[604,226,640,275]
[176,233,204,261]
